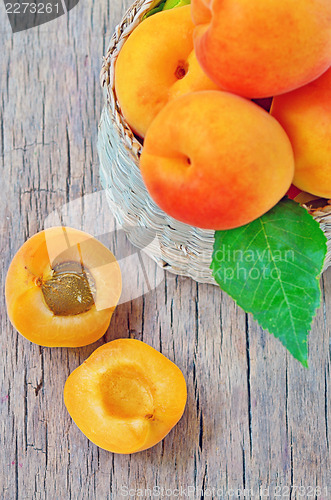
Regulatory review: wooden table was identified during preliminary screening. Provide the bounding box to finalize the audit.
[1,1,330,498]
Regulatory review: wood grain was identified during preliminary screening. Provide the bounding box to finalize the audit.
[0,1,330,498]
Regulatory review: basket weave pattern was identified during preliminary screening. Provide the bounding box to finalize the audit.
[98,0,331,284]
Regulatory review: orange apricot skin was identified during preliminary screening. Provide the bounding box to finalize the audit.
[5,227,122,347]
[271,68,331,198]
[64,339,187,454]
[192,0,331,98]
[114,5,221,138]
[140,90,294,230]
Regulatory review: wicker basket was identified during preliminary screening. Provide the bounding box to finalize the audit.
[98,0,331,284]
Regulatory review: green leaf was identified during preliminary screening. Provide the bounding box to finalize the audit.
[143,0,167,19]
[211,198,327,367]
[163,0,191,10]
[143,0,190,18]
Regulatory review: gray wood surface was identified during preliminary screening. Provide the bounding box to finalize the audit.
[0,1,330,499]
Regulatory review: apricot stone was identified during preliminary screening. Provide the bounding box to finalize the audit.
[140,91,294,230]
[5,227,122,347]
[271,68,331,198]
[192,0,331,98]
[114,5,221,138]
[64,339,187,454]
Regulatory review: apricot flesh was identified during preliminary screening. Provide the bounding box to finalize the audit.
[140,90,295,230]
[5,227,122,347]
[271,67,331,198]
[192,0,331,98]
[114,5,221,138]
[64,339,187,454]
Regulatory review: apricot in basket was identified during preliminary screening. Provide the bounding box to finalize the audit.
[115,5,221,138]
[192,0,331,98]
[140,91,295,230]
[5,226,122,347]
[64,339,187,453]
[271,67,331,199]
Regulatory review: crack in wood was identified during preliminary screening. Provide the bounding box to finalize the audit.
[198,411,203,453]
[325,368,329,450]
[34,380,43,397]
[289,433,294,500]
[245,314,253,458]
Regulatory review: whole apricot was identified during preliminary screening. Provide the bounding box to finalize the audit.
[271,67,331,198]
[140,91,294,230]
[114,5,221,138]
[192,0,331,98]
[5,227,122,347]
[64,339,187,454]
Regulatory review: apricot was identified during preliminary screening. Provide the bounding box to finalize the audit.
[192,0,331,98]
[114,5,221,138]
[140,90,294,230]
[271,68,331,199]
[64,339,187,454]
[5,227,122,347]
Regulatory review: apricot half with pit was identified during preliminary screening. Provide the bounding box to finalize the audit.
[64,339,187,453]
[5,226,122,347]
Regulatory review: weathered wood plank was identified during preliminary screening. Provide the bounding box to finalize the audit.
[0,0,330,499]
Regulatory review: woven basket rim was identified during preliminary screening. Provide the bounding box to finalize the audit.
[100,0,159,162]
[99,0,331,273]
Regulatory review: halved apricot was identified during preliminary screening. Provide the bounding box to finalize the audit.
[64,339,187,453]
[5,226,122,347]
